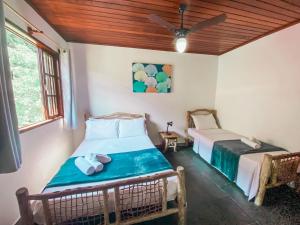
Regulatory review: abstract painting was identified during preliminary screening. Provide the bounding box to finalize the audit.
[132,63,172,93]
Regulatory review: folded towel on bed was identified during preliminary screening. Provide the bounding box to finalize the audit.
[84,154,104,172]
[250,137,262,145]
[96,154,111,164]
[74,157,95,175]
[46,148,172,188]
[241,137,261,149]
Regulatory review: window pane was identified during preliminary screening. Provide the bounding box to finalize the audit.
[6,30,45,128]
[42,51,60,118]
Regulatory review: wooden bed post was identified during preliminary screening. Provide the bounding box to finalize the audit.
[16,188,34,225]
[114,187,121,225]
[255,154,272,206]
[184,111,191,146]
[177,166,186,225]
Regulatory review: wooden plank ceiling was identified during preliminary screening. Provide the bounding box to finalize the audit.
[26,0,300,55]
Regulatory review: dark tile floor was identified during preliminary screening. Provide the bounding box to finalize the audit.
[139,147,300,225]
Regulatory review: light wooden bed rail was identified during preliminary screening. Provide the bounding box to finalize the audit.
[16,167,186,225]
[186,108,300,206]
[255,152,300,206]
[84,112,146,121]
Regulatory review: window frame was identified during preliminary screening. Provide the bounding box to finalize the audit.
[5,21,64,133]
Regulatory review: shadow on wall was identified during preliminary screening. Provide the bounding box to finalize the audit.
[71,44,91,148]
[145,113,161,145]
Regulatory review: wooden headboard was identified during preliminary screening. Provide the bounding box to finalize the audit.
[84,112,146,121]
[186,109,221,129]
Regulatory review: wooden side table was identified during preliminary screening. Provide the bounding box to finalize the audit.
[159,131,179,153]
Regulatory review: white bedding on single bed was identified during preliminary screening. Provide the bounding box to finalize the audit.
[34,135,177,224]
[188,128,243,162]
[188,128,287,200]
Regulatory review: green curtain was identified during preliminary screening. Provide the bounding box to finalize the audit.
[0,0,22,173]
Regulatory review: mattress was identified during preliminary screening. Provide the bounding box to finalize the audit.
[188,128,242,161]
[188,128,287,200]
[34,135,177,224]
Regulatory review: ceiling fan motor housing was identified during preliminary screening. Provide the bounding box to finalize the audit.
[148,3,227,52]
[175,28,189,38]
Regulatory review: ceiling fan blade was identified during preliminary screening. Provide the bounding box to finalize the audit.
[148,14,177,33]
[190,14,227,33]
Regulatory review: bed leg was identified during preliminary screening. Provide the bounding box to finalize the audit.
[254,154,272,206]
[16,188,34,225]
[255,186,267,206]
[177,166,187,225]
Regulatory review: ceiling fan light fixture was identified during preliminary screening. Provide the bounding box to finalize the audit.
[176,37,187,53]
[148,4,226,54]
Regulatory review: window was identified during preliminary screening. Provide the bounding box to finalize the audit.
[6,23,63,132]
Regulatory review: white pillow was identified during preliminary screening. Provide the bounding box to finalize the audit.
[85,119,119,140]
[191,114,218,130]
[119,118,146,138]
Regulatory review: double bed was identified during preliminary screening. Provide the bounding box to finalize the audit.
[186,109,300,205]
[16,113,186,225]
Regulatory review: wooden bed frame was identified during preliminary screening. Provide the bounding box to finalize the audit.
[16,113,187,225]
[186,109,300,206]
[84,112,146,121]
[185,109,221,145]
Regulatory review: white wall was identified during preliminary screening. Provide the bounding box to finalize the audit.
[71,43,218,145]
[215,23,300,152]
[0,1,73,225]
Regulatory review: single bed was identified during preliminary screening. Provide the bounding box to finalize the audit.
[16,113,186,225]
[185,109,300,205]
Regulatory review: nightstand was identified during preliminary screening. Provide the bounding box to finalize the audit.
[159,131,179,153]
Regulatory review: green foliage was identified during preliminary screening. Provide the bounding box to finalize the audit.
[6,30,44,128]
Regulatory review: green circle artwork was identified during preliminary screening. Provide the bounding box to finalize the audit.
[132,63,172,93]
[133,81,147,92]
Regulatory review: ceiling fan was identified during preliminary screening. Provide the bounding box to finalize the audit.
[148,4,227,53]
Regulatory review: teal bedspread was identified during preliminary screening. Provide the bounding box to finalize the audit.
[46,148,172,188]
[211,140,285,182]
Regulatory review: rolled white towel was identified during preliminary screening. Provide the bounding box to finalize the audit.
[96,154,112,164]
[85,154,104,172]
[249,137,262,145]
[241,137,261,149]
[75,157,95,175]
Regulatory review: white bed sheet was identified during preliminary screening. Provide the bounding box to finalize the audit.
[71,135,156,157]
[34,136,177,224]
[188,128,286,200]
[189,128,242,162]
